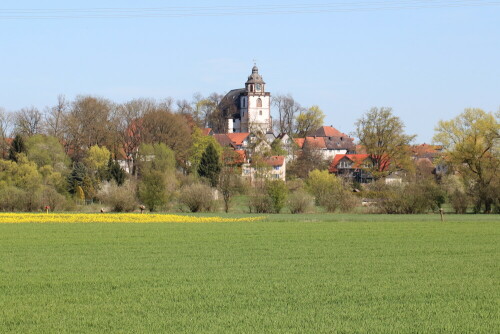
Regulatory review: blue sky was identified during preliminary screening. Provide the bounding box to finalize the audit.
[1,0,499,142]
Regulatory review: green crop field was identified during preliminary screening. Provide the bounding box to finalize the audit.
[1,214,498,333]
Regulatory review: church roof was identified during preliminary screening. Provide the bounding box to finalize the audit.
[246,65,265,85]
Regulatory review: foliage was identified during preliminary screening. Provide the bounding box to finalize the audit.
[355,107,416,179]
[25,135,70,172]
[265,180,288,213]
[218,166,243,213]
[137,142,176,174]
[179,183,216,212]
[138,170,171,212]
[188,127,222,174]
[106,157,126,186]
[8,134,26,162]
[377,180,445,214]
[85,145,111,180]
[295,105,325,137]
[198,142,221,187]
[98,181,138,212]
[287,142,329,179]
[287,190,314,214]
[434,108,499,213]
[306,169,355,212]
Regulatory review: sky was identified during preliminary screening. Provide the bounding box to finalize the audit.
[0,0,499,143]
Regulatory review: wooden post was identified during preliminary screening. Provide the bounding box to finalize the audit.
[439,208,444,222]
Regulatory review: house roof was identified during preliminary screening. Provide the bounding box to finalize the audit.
[304,136,327,149]
[411,143,443,159]
[226,132,250,146]
[213,134,236,148]
[265,155,285,167]
[328,154,371,173]
[323,136,356,151]
[201,128,213,136]
[312,126,348,138]
[293,138,305,148]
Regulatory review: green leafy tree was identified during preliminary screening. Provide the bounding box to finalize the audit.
[295,105,325,137]
[434,108,499,213]
[355,107,416,179]
[198,142,221,187]
[188,127,222,174]
[25,135,70,172]
[106,157,126,186]
[138,170,169,212]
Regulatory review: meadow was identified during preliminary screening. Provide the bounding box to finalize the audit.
[0,214,498,333]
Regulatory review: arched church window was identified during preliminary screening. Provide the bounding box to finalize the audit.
[257,98,262,108]
[259,110,262,116]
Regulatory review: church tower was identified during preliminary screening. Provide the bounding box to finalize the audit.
[223,65,272,134]
[239,65,272,133]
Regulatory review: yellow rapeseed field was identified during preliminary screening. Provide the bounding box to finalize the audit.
[0,213,265,224]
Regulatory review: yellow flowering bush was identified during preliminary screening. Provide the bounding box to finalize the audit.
[0,213,265,224]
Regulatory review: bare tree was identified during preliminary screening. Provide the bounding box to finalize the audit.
[44,94,68,138]
[116,98,155,174]
[14,106,43,136]
[272,94,303,136]
[63,96,114,160]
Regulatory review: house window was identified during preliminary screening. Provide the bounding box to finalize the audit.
[257,98,262,107]
[274,166,280,170]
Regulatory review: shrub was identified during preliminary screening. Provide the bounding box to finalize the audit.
[377,181,442,214]
[179,183,216,212]
[248,192,273,213]
[450,190,469,214]
[265,180,287,213]
[98,181,138,212]
[288,190,314,214]
[339,191,359,213]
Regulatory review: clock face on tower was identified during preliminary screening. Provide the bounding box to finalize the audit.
[256,84,261,91]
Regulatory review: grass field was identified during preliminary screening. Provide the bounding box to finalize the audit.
[0,214,498,333]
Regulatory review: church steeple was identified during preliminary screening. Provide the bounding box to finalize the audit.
[245,64,265,93]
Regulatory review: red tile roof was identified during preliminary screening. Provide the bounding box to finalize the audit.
[226,133,250,146]
[328,154,371,173]
[293,138,305,148]
[304,136,326,149]
[265,155,285,167]
[313,126,348,138]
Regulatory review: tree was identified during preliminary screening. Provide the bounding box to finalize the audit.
[116,98,154,175]
[14,107,43,137]
[106,157,126,186]
[198,142,221,187]
[8,134,26,162]
[0,108,12,159]
[25,135,70,172]
[138,170,169,212]
[287,141,328,179]
[355,107,416,179]
[84,145,111,181]
[44,95,68,138]
[188,127,222,174]
[434,108,499,213]
[142,107,192,165]
[295,105,325,137]
[272,94,304,135]
[63,96,115,160]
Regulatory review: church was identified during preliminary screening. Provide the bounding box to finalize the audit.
[219,65,272,134]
